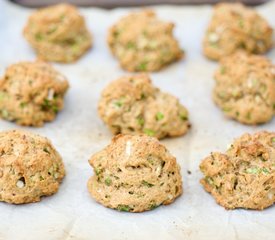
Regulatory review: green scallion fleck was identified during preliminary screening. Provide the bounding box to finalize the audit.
[43,148,50,154]
[156,112,164,121]
[41,99,58,113]
[105,177,112,186]
[126,42,136,49]
[113,100,123,107]
[262,168,270,175]
[150,203,159,210]
[246,167,260,174]
[141,180,154,187]
[179,112,188,121]
[35,33,43,41]
[117,204,131,212]
[137,117,144,126]
[20,102,27,108]
[137,62,147,71]
[143,129,155,137]
[95,168,102,176]
[140,93,146,99]
[206,176,214,185]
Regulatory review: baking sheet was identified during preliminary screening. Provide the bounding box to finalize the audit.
[0,1,275,239]
[9,0,271,8]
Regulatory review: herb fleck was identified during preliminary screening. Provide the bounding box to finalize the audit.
[105,177,112,186]
[137,62,147,71]
[43,147,50,154]
[142,180,154,187]
[143,129,155,137]
[117,204,132,212]
[179,111,188,121]
[156,112,164,121]
[113,100,123,107]
[150,203,159,210]
[137,117,144,126]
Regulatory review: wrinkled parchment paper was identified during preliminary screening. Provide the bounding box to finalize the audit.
[0,1,275,239]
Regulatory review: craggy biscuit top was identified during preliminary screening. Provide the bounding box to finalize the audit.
[98,74,190,139]
[108,10,183,72]
[88,134,182,212]
[24,3,92,62]
[0,129,65,204]
[203,3,273,60]
[213,52,275,125]
[200,131,275,210]
[0,61,69,126]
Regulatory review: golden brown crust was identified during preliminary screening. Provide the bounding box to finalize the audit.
[87,134,183,212]
[23,3,92,63]
[0,61,69,126]
[203,3,273,61]
[108,10,183,72]
[98,74,190,139]
[0,130,65,204]
[200,131,275,210]
[213,52,275,125]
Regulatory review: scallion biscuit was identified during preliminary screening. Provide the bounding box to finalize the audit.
[0,130,65,204]
[0,61,69,126]
[24,3,92,63]
[108,10,183,72]
[213,52,275,125]
[200,131,275,210]
[98,74,190,139]
[203,3,273,60]
[88,134,183,212]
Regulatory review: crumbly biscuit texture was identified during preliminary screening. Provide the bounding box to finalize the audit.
[98,74,190,139]
[24,3,92,62]
[108,10,183,72]
[200,131,275,210]
[203,3,273,60]
[213,52,275,125]
[88,134,183,212]
[0,61,69,126]
[0,130,65,204]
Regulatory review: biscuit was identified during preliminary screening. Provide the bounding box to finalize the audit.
[88,134,182,212]
[98,74,190,139]
[24,3,92,63]
[213,51,275,125]
[200,131,275,210]
[108,10,183,72]
[203,3,273,60]
[0,129,65,204]
[0,61,69,126]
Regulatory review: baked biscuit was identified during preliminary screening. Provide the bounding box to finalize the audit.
[108,10,183,72]
[0,129,65,204]
[200,131,275,210]
[98,74,190,139]
[24,3,92,63]
[88,134,182,212]
[0,61,69,126]
[213,52,275,125]
[203,3,273,60]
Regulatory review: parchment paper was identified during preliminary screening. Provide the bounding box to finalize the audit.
[0,1,275,239]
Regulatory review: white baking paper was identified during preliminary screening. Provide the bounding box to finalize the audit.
[0,0,275,239]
